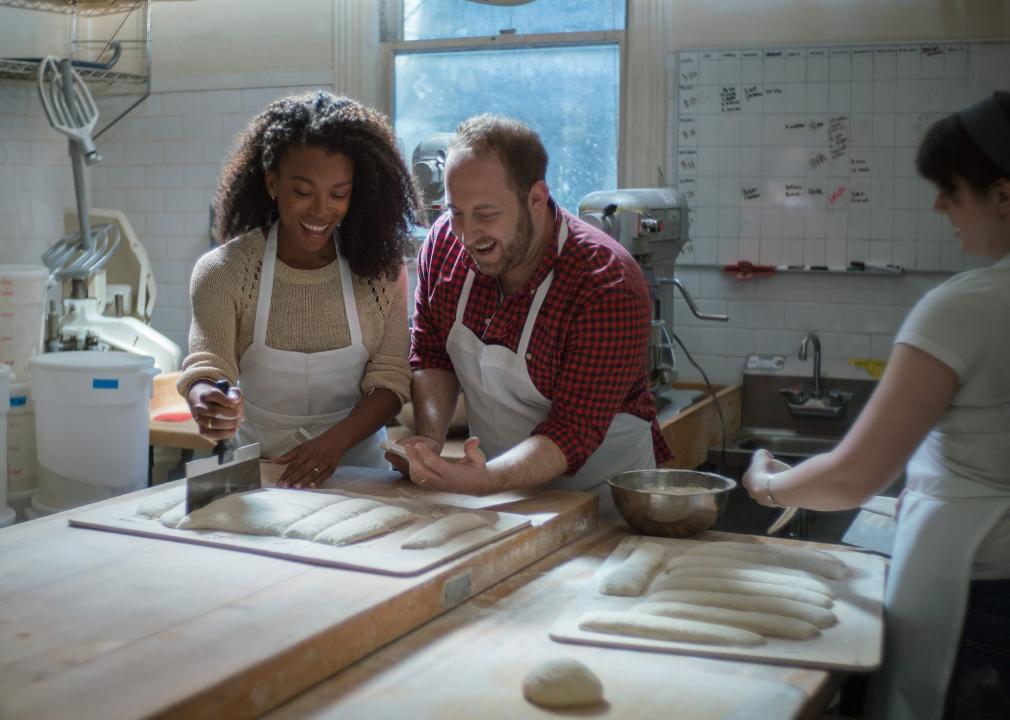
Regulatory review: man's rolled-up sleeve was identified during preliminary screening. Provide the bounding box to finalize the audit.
[532,279,652,474]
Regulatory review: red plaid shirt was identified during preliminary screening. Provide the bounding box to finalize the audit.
[410,200,673,474]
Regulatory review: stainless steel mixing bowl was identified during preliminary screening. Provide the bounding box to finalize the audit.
[607,469,737,538]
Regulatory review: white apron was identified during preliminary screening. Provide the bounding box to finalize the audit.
[868,473,1010,719]
[445,217,655,514]
[235,222,387,467]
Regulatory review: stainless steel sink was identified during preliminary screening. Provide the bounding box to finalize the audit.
[731,430,839,456]
[710,427,841,469]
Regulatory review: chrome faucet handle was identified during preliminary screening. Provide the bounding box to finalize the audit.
[827,388,852,408]
[778,387,808,405]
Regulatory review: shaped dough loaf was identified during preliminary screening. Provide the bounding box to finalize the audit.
[633,601,820,640]
[649,575,832,608]
[282,498,381,540]
[662,566,833,597]
[136,487,186,520]
[646,589,838,629]
[401,512,491,549]
[664,553,824,583]
[598,542,667,596]
[689,541,847,580]
[173,489,343,534]
[314,505,417,546]
[522,658,604,709]
[579,610,764,647]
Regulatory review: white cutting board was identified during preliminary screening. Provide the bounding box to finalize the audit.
[549,534,885,671]
[68,488,530,577]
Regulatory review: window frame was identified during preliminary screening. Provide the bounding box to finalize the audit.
[378,0,628,190]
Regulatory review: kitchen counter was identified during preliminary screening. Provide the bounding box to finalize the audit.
[266,523,844,720]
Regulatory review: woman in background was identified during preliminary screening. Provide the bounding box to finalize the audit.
[745,92,1010,720]
[181,91,422,488]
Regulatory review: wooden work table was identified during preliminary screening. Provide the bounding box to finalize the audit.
[0,483,596,720]
[266,523,842,720]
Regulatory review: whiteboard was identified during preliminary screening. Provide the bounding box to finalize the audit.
[666,40,1010,272]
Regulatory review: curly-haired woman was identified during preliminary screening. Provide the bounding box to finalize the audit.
[178,91,422,488]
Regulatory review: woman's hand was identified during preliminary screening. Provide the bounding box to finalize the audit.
[188,381,243,442]
[272,428,349,488]
[743,449,790,507]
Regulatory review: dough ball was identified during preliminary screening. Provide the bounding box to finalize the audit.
[522,658,604,709]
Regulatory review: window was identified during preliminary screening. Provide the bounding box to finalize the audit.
[387,0,624,214]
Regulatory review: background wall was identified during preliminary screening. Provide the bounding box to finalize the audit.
[1,0,1008,380]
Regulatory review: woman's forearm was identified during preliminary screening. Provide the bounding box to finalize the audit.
[325,388,402,453]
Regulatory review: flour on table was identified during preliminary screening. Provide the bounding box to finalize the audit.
[598,542,667,596]
[401,512,491,549]
[314,505,417,546]
[522,658,604,709]
[579,610,764,647]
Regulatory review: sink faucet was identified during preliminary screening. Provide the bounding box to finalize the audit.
[799,332,821,398]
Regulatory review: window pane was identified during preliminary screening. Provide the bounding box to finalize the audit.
[394,45,619,214]
[402,0,624,41]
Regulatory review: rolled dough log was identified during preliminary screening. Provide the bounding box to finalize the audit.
[282,498,381,540]
[662,566,834,597]
[646,589,838,629]
[579,610,764,647]
[314,505,417,546]
[598,542,667,596]
[649,575,833,608]
[159,501,187,529]
[633,601,820,640]
[522,658,604,709]
[401,512,491,549]
[172,489,343,534]
[688,542,847,580]
[664,554,824,582]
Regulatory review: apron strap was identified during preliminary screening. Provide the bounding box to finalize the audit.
[336,250,362,347]
[455,270,476,325]
[253,223,279,347]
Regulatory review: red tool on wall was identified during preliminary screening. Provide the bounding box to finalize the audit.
[722,260,777,280]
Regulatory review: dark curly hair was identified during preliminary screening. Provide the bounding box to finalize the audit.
[215,91,422,278]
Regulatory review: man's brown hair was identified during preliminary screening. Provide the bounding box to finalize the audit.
[449,114,548,201]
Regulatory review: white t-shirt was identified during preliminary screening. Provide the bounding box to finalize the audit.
[895,253,1010,579]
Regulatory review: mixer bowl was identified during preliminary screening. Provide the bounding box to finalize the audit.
[608,469,736,538]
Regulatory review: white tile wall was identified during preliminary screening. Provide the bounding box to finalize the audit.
[0,82,76,266]
[88,83,318,351]
[668,266,949,385]
[0,78,957,387]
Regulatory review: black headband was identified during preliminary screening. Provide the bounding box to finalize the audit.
[958,92,1010,178]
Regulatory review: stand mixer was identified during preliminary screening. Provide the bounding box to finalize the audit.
[578,188,728,412]
[36,57,181,373]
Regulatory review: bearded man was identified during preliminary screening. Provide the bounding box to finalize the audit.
[389,115,671,510]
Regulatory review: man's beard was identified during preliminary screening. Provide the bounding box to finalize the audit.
[496,204,534,277]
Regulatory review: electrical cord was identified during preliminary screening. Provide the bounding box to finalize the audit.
[672,331,727,468]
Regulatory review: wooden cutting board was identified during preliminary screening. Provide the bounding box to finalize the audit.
[0,482,596,720]
[549,534,885,672]
[67,487,531,576]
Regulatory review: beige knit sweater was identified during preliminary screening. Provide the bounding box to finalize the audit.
[177,227,411,404]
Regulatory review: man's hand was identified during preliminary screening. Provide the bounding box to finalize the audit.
[405,437,497,494]
[187,381,243,442]
[386,434,442,477]
[272,429,347,489]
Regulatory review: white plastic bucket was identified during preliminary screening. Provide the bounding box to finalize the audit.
[30,351,157,511]
[0,365,10,520]
[0,265,49,378]
[7,379,37,494]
